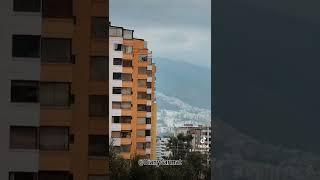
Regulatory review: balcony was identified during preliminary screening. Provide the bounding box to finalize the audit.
[121,124,131,131]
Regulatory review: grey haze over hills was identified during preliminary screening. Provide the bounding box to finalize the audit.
[154,58,211,135]
[154,58,211,109]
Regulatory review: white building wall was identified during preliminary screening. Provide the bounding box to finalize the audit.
[0,1,41,179]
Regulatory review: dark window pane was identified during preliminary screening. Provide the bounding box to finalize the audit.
[11,80,39,103]
[120,145,131,152]
[146,94,151,100]
[40,83,70,106]
[112,87,122,94]
[89,135,108,157]
[146,106,151,112]
[145,130,151,136]
[147,82,152,88]
[113,73,121,80]
[138,80,147,87]
[92,17,108,38]
[146,118,151,124]
[113,58,122,65]
[10,126,37,149]
[138,67,147,74]
[114,44,122,51]
[42,0,73,18]
[14,0,40,12]
[89,95,108,117]
[39,127,69,150]
[90,57,108,81]
[137,92,147,99]
[112,116,120,123]
[122,60,132,67]
[38,171,71,180]
[137,104,147,111]
[9,172,37,180]
[147,70,152,76]
[41,38,71,63]
[12,35,40,58]
[121,73,132,81]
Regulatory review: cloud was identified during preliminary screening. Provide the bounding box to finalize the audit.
[110,0,211,67]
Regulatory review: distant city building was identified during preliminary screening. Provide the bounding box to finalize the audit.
[156,137,171,160]
[175,124,211,153]
[109,25,157,160]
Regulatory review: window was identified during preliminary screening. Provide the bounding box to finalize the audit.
[138,55,148,62]
[12,35,40,58]
[89,95,108,117]
[111,131,120,138]
[138,79,147,87]
[112,116,120,123]
[147,82,152,88]
[146,94,152,100]
[109,27,122,37]
[113,73,121,80]
[123,29,133,39]
[10,126,37,149]
[90,57,108,81]
[112,102,131,109]
[122,73,132,81]
[137,104,146,111]
[41,38,71,63]
[136,142,145,149]
[40,82,70,106]
[88,175,109,180]
[114,44,122,51]
[146,106,152,112]
[120,131,131,138]
[112,146,121,154]
[121,145,131,152]
[42,0,73,18]
[39,127,69,150]
[113,58,122,65]
[122,60,132,67]
[112,87,122,94]
[137,118,146,125]
[92,17,107,38]
[138,67,147,74]
[9,172,37,180]
[121,87,132,95]
[147,70,152,76]
[137,92,147,99]
[146,142,151,148]
[14,0,40,12]
[145,130,151,136]
[137,130,145,137]
[11,80,39,103]
[123,45,133,54]
[146,118,151,124]
[88,135,108,157]
[38,171,72,180]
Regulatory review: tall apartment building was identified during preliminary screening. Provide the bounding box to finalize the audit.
[156,137,171,160]
[109,25,157,160]
[0,0,109,179]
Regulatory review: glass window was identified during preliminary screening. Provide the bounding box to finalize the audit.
[13,0,40,12]
[113,58,122,65]
[147,70,152,76]
[137,130,145,137]
[147,82,152,88]
[92,17,108,38]
[121,145,131,152]
[38,171,71,180]
[121,116,132,123]
[146,106,151,112]
[109,27,122,37]
[111,131,121,138]
[40,83,70,106]
[123,30,133,39]
[123,45,133,54]
[146,142,151,148]
[112,117,120,123]
[138,55,148,62]
[138,79,146,87]
[112,87,122,94]
[10,126,37,149]
[146,94,152,100]
[88,135,108,157]
[136,142,145,149]
[121,87,132,95]
[122,73,132,81]
[41,38,71,63]
[121,102,131,109]
[137,118,146,125]
[12,35,40,58]
[112,102,121,109]
[113,73,121,80]
[9,172,37,180]
[42,0,73,18]
[114,44,122,51]
[11,80,39,103]
[88,175,109,180]
[122,60,132,67]
[120,131,131,138]
[138,67,147,74]
[137,92,147,99]
[137,104,146,111]
[90,57,108,81]
[145,130,151,136]
[146,118,151,124]
[39,127,69,150]
[89,95,108,117]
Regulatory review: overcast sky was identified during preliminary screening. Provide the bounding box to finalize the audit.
[110,0,211,68]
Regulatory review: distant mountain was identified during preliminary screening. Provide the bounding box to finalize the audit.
[154,58,211,109]
[156,92,211,135]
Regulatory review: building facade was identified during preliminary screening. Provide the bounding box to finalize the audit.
[156,137,171,160]
[0,0,109,179]
[109,25,157,160]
